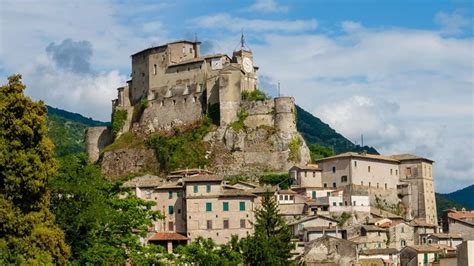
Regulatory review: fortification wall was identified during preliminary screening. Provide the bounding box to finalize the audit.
[85,126,113,163]
[138,92,205,132]
[219,69,242,126]
[275,97,297,134]
[241,100,275,129]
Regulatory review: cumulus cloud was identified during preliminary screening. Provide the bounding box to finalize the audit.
[246,0,288,13]
[191,13,317,32]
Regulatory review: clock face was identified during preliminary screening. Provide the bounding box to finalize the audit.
[242,57,253,73]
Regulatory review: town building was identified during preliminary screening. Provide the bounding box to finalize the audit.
[457,240,474,266]
[301,235,357,265]
[399,245,456,266]
[358,248,399,266]
[442,209,474,241]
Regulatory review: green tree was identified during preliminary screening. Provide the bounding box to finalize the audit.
[49,153,165,264]
[308,143,335,162]
[241,192,294,265]
[174,236,243,265]
[0,74,70,264]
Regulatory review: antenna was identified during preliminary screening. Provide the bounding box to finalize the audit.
[241,29,245,50]
[278,81,281,97]
[361,134,364,147]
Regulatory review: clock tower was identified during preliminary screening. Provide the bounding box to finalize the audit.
[232,33,258,92]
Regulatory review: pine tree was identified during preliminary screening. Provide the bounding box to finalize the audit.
[0,75,70,264]
[241,192,294,265]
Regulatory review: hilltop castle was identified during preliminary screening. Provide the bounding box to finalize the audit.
[86,39,310,172]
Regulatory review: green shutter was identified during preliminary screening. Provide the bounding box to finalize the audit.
[168,205,174,215]
[312,191,316,199]
[194,185,198,193]
[223,202,229,211]
[206,184,211,193]
[168,191,173,199]
[206,202,212,212]
[239,201,245,211]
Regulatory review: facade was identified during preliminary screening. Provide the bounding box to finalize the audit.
[359,248,400,266]
[314,152,437,225]
[386,222,415,250]
[457,240,474,266]
[442,209,474,241]
[302,235,357,265]
[400,245,456,266]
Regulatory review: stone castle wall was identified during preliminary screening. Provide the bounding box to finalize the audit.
[85,126,113,163]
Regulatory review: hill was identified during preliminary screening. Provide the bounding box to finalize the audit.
[295,105,378,154]
[46,106,109,156]
[435,193,464,219]
[443,184,474,210]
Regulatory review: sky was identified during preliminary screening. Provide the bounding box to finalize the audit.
[0,0,472,193]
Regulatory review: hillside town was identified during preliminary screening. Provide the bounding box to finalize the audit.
[87,39,474,265]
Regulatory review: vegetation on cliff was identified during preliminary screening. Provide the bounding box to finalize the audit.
[111,109,128,136]
[0,75,70,264]
[241,89,269,101]
[288,135,302,162]
[230,109,249,131]
[259,173,292,189]
[147,119,213,172]
[309,143,335,162]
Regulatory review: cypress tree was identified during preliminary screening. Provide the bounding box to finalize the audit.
[242,192,294,265]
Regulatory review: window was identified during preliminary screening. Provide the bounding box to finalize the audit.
[324,183,327,188]
[290,196,294,201]
[223,202,229,211]
[223,219,229,229]
[369,182,371,188]
[377,183,379,188]
[168,221,174,231]
[178,209,181,214]
[194,185,198,193]
[405,167,412,177]
[240,219,246,228]
[153,64,157,75]
[284,195,288,200]
[239,201,246,211]
[305,171,307,177]
[385,183,388,189]
[333,182,336,188]
[207,220,212,230]
[279,195,283,200]
[189,47,193,53]
[182,46,186,53]
[339,202,343,206]
[206,184,211,193]
[168,205,174,215]
[161,100,164,107]
[396,169,398,175]
[206,202,212,212]
[332,167,336,173]
[341,176,348,182]
[361,181,364,186]
[390,169,393,175]
[378,232,381,236]
[168,192,173,199]
[173,100,176,105]
[177,191,181,198]
[354,161,357,167]
[327,192,331,197]
[313,172,316,177]
[401,227,404,233]
[368,166,371,172]
[353,201,356,206]
[312,191,316,199]
[333,202,336,206]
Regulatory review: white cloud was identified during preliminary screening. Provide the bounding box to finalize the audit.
[246,0,288,13]
[22,54,126,121]
[191,13,317,32]
[435,10,472,35]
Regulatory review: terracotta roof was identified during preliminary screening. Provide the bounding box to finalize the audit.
[390,154,434,163]
[406,244,456,253]
[315,152,399,163]
[362,225,387,232]
[361,248,399,255]
[290,164,322,171]
[155,181,183,190]
[288,214,338,226]
[278,189,298,195]
[148,232,188,241]
[183,174,223,183]
[447,210,474,220]
[123,175,163,188]
[248,186,277,194]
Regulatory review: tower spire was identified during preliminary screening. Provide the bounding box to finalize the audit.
[241,30,245,50]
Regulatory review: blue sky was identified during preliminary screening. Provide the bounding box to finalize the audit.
[0,0,472,193]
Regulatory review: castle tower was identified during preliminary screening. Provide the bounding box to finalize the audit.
[274,97,297,134]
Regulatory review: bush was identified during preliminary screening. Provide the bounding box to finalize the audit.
[230,109,248,131]
[241,89,269,101]
[146,120,212,172]
[133,98,148,121]
[309,143,335,162]
[259,173,291,189]
[111,109,128,136]
[288,136,302,162]
[103,132,144,152]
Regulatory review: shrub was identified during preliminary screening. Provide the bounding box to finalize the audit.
[230,109,248,131]
[309,143,335,162]
[259,173,291,189]
[288,136,302,162]
[111,109,128,136]
[241,89,269,101]
[146,120,212,172]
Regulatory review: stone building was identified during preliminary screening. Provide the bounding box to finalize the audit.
[442,209,474,241]
[314,152,437,225]
[302,235,357,265]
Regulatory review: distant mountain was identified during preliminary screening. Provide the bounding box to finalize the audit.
[443,184,474,210]
[435,193,464,218]
[46,106,109,156]
[295,105,379,154]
